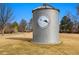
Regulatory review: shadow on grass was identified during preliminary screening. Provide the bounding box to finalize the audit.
[6,37,32,42]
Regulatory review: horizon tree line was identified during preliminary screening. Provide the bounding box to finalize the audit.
[0,3,31,35]
[60,4,79,33]
[1,3,79,35]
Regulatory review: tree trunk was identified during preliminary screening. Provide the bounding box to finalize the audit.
[2,28,5,35]
[1,26,7,36]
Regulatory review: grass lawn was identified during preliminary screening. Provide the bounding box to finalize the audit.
[0,32,79,55]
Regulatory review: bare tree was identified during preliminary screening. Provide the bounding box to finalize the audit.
[0,4,13,35]
[76,4,79,15]
[18,19,27,32]
[26,18,33,32]
[75,4,79,33]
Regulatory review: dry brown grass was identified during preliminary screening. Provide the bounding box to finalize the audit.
[0,32,79,55]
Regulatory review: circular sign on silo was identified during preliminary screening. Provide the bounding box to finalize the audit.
[38,16,49,29]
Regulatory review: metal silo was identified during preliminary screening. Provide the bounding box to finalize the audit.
[32,3,60,44]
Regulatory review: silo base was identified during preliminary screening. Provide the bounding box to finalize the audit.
[32,41,62,45]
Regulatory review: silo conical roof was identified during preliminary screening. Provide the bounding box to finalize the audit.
[32,3,60,13]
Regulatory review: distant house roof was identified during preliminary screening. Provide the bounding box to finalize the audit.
[32,3,60,13]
